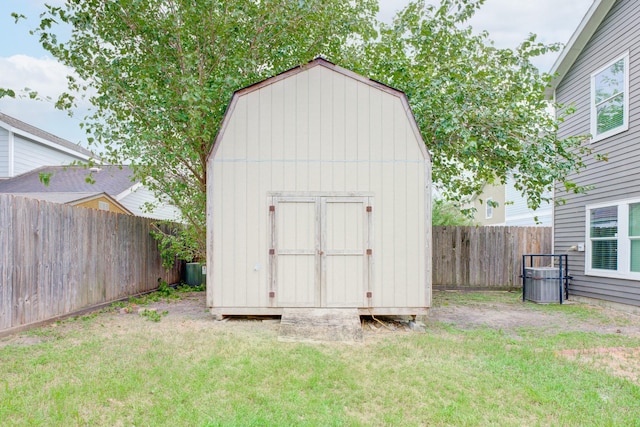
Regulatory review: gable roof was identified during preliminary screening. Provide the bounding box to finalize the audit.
[0,112,94,159]
[545,0,617,98]
[7,191,134,214]
[0,165,136,197]
[208,57,429,161]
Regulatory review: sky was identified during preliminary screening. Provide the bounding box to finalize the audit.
[0,0,594,148]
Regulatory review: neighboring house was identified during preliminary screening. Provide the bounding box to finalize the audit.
[548,0,640,308]
[207,58,431,317]
[469,177,552,226]
[5,191,133,215]
[0,165,180,220]
[0,112,94,178]
[0,112,179,221]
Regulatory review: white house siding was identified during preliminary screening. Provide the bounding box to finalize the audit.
[207,62,431,314]
[118,185,181,221]
[504,177,552,226]
[554,0,640,306]
[12,134,85,176]
[0,128,8,177]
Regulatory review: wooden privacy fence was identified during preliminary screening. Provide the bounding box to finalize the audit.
[432,226,552,289]
[0,194,180,334]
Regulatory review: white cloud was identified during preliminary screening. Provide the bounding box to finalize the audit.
[377,0,594,71]
[0,54,90,145]
[0,54,72,99]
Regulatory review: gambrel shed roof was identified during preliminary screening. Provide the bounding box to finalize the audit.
[208,57,429,162]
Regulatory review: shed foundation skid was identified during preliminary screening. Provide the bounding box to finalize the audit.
[209,307,429,319]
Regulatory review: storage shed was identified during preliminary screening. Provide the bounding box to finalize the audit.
[206,58,431,317]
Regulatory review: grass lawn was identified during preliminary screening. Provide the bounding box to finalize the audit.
[1,290,639,426]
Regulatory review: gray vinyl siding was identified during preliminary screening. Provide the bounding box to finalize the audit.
[12,134,85,176]
[555,0,640,306]
[0,128,8,177]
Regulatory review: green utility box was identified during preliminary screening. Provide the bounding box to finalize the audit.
[185,262,206,287]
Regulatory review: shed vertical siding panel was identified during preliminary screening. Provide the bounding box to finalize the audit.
[270,76,286,192]
[381,91,398,306]
[295,72,310,191]
[233,95,251,306]
[241,100,264,307]
[555,0,640,306]
[356,83,371,190]
[368,88,389,306]
[344,76,359,189]
[220,125,237,306]
[307,67,322,191]
[282,70,298,192]
[393,102,409,306]
[319,67,333,191]
[331,72,347,192]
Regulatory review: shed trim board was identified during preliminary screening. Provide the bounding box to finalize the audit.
[207,58,431,317]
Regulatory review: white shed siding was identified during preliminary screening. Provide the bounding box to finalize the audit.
[208,61,430,314]
[0,128,8,177]
[12,134,85,176]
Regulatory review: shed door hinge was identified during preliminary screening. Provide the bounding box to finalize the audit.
[366,249,372,255]
[269,205,275,212]
[269,249,275,255]
[366,206,372,213]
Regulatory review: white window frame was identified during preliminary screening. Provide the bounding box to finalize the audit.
[486,198,493,219]
[585,198,640,280]
[590,52,629,142]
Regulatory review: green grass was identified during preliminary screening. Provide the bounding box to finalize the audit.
[1,292,639,426]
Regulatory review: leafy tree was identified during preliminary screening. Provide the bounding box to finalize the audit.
[349,0,591,210]
[10,0,377,264]
[3,0,592,261]
[432,199,476,226]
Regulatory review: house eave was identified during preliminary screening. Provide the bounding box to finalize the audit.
[545,0,616,99]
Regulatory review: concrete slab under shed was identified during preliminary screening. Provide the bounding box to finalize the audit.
[278,308,363,343]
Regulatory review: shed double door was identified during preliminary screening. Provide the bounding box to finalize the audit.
[270,196,372,308]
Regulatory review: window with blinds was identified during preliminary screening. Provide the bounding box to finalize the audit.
[587,200,640,279]
[629,203,640,272]
[590,206,617,270]
[591,53,629,141]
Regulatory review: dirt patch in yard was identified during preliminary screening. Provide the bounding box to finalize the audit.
[557,347,640,383]
[117,290,640,341]
[428,291,640,384]
[3,289,640,347]
[428,299,640,337]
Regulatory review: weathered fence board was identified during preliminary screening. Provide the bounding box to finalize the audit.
[0,194,180,334]
[433,226,552,289]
